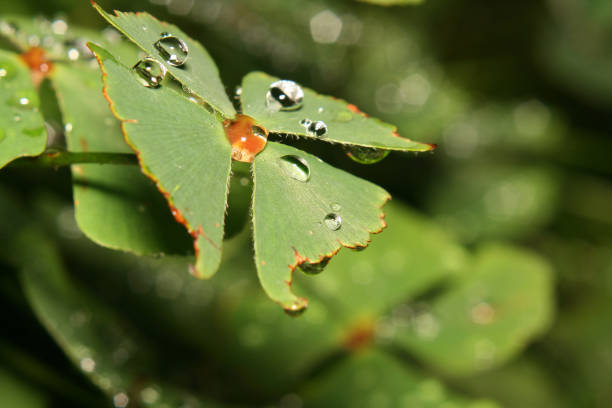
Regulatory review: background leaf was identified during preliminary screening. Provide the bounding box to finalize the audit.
[0,49,46,168]
[93,3,236,117]
[241,71,434,152]
[92,44,232,278]
[394,244,555,375]
[252,141,389,311]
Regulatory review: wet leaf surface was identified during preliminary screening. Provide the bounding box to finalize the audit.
[242,71,434,152]
[0,49,46,168]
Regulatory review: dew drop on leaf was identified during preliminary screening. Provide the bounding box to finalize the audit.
[346,146,390,164]
[324,213,342,231]
[299,257,331,275]
[64,39,94,61]
[278,155,310,182]
[132,57,167,88]
[13,113,22,122]
[330,202,342,212]
[154,33,189,67]
[266,80,304,111]
[284,303,307,317]
[306,120,328,137]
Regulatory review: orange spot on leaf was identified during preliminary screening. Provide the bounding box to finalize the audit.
[224,115,267,163]
[347,103,370,118]
[20,47,53,87]
[344,321,375,350]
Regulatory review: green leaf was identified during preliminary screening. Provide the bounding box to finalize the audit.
[0,49,46,169]
[356,0,425,4]
[296,202,468,322]
[241,71,434,152]
[17,229,224,408]
[300,350,499,408]
[0,368,49,408]
[394,244,554,375]
[52,62,192,255]
[92,2,236,117]
[91,43,232,278]
[252,141,389,312]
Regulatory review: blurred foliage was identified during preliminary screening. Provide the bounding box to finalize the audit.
[1,0,611,407]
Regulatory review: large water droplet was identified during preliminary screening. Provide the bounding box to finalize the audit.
[324,213,342,231]
[278,155,310,182]
[266,80,304,111]
[154,33,189,67]
[346,146,390,164]
[132,57,167,88]
[299,257,331,275]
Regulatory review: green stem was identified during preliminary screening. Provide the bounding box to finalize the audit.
[10,151,139,167]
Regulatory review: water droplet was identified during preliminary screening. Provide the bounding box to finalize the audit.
[13,113,21,122]
[330,202,342,212]
[113,392,129,408]
[299,257,330,275]
[346,146,390,164]
[80,357,96,372]
[284,303,307,317]
[324,213,342,231]
[336,111,353,122]
[140,386,160,405]
[318,107,324,113]
[266,80,304,111]
[0,59,17,80]
[8,91,37,110]
[299,118,327,137]
[51,18,68,35]
[132,57,167,88]
[154,34,189,67]
[470,301,496,325]
[278,155,310,182]
[64,123,73,133]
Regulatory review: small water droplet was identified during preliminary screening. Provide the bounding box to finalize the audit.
[346,146,390,164]
[278,155,310,182]
[113,392,129,408]
[0,59,17,80]
[132,57,167,88]
[306,120,327,137]
[64,123,73,133]
[13,113,21,122]
[324,213,342,231]
[154,34,189,66]
[51,18,68,35]
[336,111,353,122]
[64,39,94,61]
[284,303,307,317]
[299,257,331,275]
[266,80,304,111]
[80,357,96,372]
[318,107,324,113]
[330,202,342,212]
[8,91,36,110]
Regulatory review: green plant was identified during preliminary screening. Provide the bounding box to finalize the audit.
[0,2,562,407]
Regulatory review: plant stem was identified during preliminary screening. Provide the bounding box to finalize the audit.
[10,151,139,167]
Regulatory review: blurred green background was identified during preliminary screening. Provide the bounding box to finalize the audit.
[1,0,612,407]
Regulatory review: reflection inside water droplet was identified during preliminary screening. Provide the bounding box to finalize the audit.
[300,119,327,138]
[278,155,310,182]
[132,57,167,88]
[324,213,342,231]
[299,257,331,275]
[346,146,390,165]
[266,80,304,111]
[154,34,189,67]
